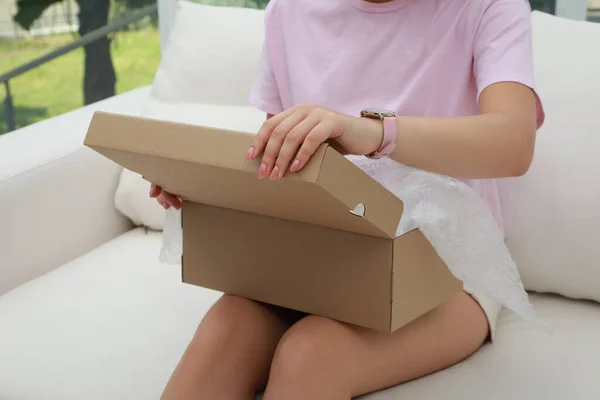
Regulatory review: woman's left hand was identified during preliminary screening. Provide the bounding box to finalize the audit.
[245,103,384,180]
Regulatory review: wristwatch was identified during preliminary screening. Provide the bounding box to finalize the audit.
[360,108,397,159]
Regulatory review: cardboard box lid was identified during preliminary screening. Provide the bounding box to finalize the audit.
[84,111,404,238]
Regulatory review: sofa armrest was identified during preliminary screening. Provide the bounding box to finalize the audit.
[0,87,151,295]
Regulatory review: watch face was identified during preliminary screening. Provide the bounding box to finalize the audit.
[361,108,396,118]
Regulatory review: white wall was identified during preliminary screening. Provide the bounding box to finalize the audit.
[158,0,178,53]
[555,0,589,20]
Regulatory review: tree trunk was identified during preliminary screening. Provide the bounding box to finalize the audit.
[78,0,116,105]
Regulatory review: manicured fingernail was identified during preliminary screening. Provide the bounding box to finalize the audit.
[270,166,280,180]
[245,147,255,160]
[290,159,301,172]
[258,163,267,179]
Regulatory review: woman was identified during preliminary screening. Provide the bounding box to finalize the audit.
[155,0,545,398]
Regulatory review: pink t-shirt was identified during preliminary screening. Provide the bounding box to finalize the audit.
[249,0,545,230]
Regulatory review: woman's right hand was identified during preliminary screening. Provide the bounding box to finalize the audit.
[150,184,182,210]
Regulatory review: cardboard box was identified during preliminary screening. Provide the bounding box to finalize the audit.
[84,111,463,332]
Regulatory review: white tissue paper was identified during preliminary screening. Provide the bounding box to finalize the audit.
[160,156,546,330]
[160,207,183,265]
[347,156,546,330]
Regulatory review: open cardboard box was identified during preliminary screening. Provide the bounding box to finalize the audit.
[84,111,463,332]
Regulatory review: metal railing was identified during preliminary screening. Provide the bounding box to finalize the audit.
[0,3,157,133]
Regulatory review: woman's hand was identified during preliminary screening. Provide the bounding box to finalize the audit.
[150,184,182,210]
[245,103,384,180]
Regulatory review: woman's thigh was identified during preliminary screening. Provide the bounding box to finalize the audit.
[266,291,489,398]
[160,295,305,400]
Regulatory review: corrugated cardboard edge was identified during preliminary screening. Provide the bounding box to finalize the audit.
[181,205,185,284]
[390,229,463,331]
[389,236,395,331]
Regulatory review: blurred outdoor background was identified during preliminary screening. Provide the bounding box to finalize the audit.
[0,0,598,134]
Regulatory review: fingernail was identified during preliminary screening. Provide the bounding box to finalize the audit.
[258,163,267,179]
[290,159,301,172]
[245,147,255,160]
[270,166,280,180]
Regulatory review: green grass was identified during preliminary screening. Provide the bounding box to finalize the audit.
[0,0,266,134]
[0,27,160,134]
[188,0,268,8]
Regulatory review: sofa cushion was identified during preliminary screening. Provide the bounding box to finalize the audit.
[151,1,264,106]
[0,87,150,296]
[0,229,598,400]
[498,12,600,302]
[0,229,222,400]
[368,295,600,400]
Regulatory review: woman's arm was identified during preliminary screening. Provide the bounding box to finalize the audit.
[386,82,538,179]
[248,82,538,181]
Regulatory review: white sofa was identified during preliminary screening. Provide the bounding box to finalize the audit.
[1,4,600,399]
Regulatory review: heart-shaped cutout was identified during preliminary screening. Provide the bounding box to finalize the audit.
[349,203,366,217]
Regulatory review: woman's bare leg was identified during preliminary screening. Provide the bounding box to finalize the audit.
[160,295,296,400]
[263,292,489,400]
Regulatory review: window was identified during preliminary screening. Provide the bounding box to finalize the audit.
[530,0,599,22]
[530,0,556,13]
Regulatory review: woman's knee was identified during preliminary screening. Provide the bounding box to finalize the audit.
[270,315,347,381]
[195,295,268,340]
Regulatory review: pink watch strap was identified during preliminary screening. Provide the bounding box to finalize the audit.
[367,116,397,159]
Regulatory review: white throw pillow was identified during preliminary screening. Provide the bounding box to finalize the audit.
[151,1,265,106]
[498,12,600,302]
[114,1,267,230]
[115,167,164,231]
[141,101,266,131]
